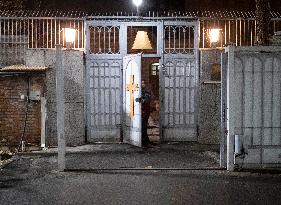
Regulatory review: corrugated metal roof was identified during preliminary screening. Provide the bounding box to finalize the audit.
[0,10,87,18]
[0,10,281,19]
[0,65,48,72]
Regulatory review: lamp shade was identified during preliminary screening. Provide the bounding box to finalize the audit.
[132,31,152,50]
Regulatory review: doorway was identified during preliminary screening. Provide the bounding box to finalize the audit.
[85,19,200,144]
[142,57,160,144]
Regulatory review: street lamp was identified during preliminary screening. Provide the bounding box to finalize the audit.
[209,28,221,47]
[55,27,76,172]
[64,28,76,49]
[55,27,77,171]
[133,0,143,16]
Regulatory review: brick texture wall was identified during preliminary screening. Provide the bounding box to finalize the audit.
[141,57,160,101]
[0,75,46,146]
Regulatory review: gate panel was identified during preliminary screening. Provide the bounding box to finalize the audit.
[122,54,142,147]
[161,21,199,141]
[85,20,123,142]
[162,57,198,140]
[86,59,122,142]
[225,46,281,170]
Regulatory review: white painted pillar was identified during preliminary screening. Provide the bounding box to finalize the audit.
[226,46,235,171]
[56,45,66,171]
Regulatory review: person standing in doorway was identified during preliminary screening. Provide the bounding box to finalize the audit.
[140,81,152,147]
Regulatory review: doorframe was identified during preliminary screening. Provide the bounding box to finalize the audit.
[141,56,162,143]
[120,21,164,142]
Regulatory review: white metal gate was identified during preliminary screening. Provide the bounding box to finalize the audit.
[85,20,123,142]
[85,18,199,143]
[122,54,142,147]
[160,21,199,141]
[223,46,281,170]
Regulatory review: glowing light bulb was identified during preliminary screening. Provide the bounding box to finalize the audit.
[209,28,221,43]
[133,0,143,7]
[64,28,76,43]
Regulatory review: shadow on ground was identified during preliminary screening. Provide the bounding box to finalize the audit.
[33,142,220,169]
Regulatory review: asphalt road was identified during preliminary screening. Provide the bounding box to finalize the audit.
[1,153,281,205]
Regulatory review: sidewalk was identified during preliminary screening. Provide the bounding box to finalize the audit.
[26,142,221,170]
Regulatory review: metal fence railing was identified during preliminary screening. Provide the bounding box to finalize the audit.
[0,17,84,49]
[0,11,281,53]
[200,19,281,48]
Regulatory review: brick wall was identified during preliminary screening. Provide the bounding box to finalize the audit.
[0,75,45,146]
[141,57,160,101]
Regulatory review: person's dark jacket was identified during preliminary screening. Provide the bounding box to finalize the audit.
[141,89,151,120]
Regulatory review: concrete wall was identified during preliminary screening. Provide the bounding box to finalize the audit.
[198,49,223,144]
[25,49,85,146]
[0,44,27,66]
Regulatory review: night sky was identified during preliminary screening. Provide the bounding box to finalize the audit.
[23,0,281,12]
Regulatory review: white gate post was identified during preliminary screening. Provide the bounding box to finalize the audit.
[226,46,235,171]
[56,44,66,171]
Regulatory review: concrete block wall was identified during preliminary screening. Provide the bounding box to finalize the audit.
[25,49,85,146]
[0,44,27,66]
[0,75,45,146]
[198,49,223,144]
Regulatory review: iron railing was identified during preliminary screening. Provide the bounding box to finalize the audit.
[0,17,84,49]
[0,10,281,54]
[200,19,281,48]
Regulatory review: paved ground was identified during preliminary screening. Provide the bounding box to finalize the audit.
[34,143,221,169]
[1,143,281,205]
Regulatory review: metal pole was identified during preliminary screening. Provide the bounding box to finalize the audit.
[56,44,66,171]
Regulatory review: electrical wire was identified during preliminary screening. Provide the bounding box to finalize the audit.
[17,77,30,152]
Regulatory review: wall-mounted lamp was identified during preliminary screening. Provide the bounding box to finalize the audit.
[208,28,221,47]
[132,31,152,50]
[64,28,76,48]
